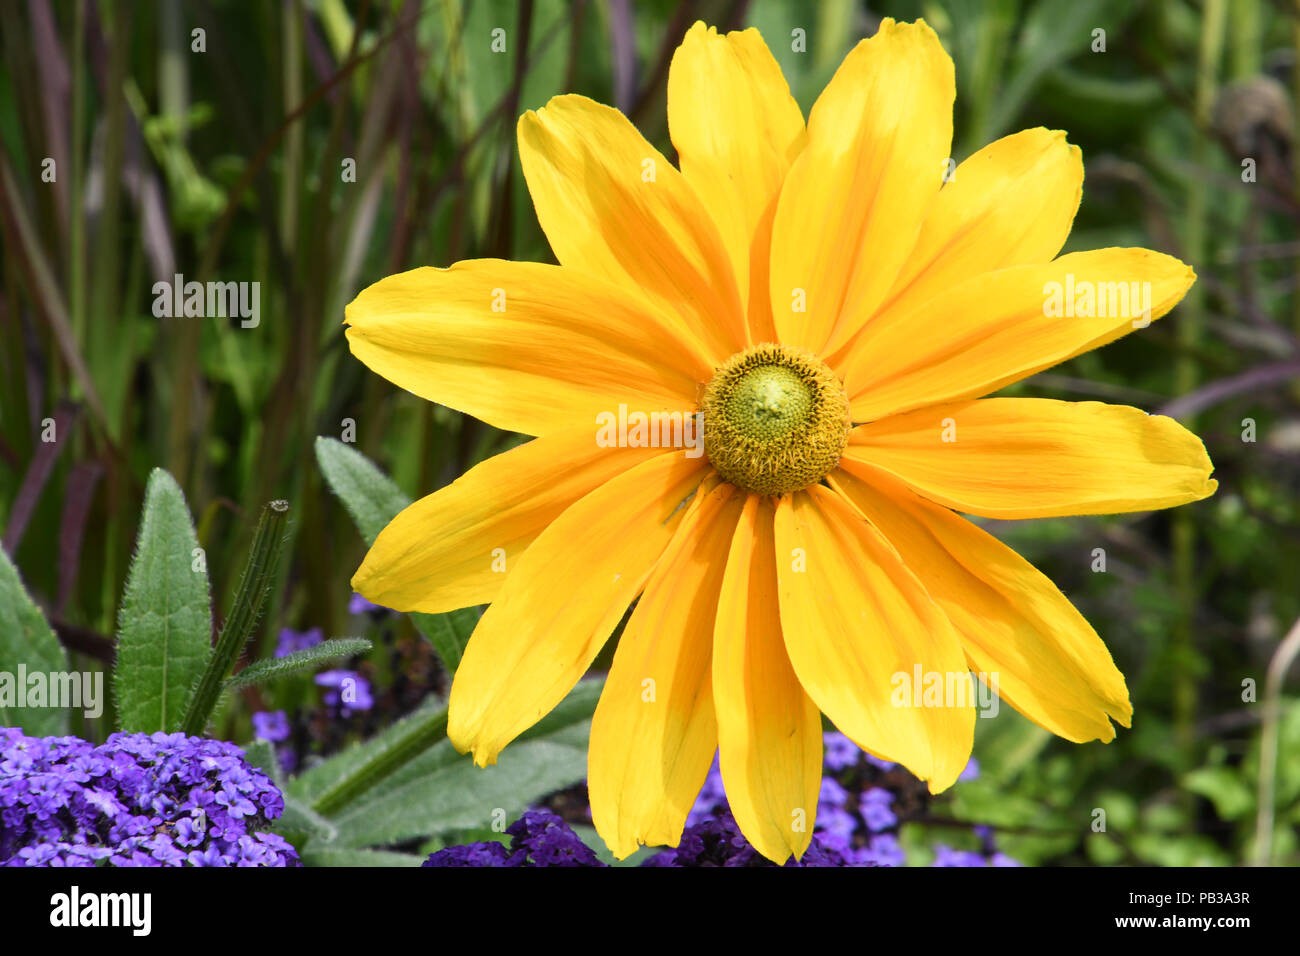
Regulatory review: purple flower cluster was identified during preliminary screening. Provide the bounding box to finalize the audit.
[0,729,299,867]
[678,735,1015,867]
[814,731,1017,867]
[643,811,849,867]
[932,824,1022,867]
[423,809,603,867]
[424,807,849,868]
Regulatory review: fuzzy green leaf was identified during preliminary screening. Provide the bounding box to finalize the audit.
[241,737,282,782]
[314,436,408,544]
[326,680,601,848]
[288,695,449,806]
[274,794,340,844]
[114,468,212,733]
[315,436,480,676]
[223,637,371,691]
[0,546,70,735]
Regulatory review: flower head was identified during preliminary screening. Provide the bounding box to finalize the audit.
[345,19,1216,865]
[423,809,601,867]
[0,729,298,867]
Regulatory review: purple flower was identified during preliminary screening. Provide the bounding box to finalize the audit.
[506,809,604,866]
[275,626,323,658]
[348,593,388,616]
[251,710,290,744]
[424,810,603,867]
[818,776,849,810]
[823,731,861,771]
[817,806,858,840]
[0,730,298,867]
[314,670,374,716]
[856,832,906,867]
[859,787,897,832]
[424,842,512,867]
[959,757,980,782]
[932,845,989,867]
[645,811,848,867]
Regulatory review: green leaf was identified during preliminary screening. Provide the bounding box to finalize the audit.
[344,679,600,811]
[314,436,480,677]
[114,468,212,733]
[179,499,289,735]
[223,638,372,691]
[274,794,340,844]
[410,607,477,677]
[299,847,424,867]
[288,694,450,805]
[570,824,655,867]
[314,436,408,544]
[326,679,601,848]
[0,546,70,735]
[241,737,282,783]
[1183,766,1255,821]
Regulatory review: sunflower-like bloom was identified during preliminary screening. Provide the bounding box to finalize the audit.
[344,19,1217,863]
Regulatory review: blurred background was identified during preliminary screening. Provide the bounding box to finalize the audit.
[1,0,1298,865]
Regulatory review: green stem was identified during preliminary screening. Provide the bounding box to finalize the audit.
[1228,0,1260,79]
[69,0,85,347]
[1253,616,1300,865]
[311,705,449,816]
[180,499,290,735]
[1171,0,1226,774]
[1253,615,1300,865]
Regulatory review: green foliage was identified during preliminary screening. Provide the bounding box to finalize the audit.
[314,437,408,546]
[0,546,69,736]
[287,680,600,855]
[113,468,212,733]
[180,499,291,735]
[289,695,451,806]
[315,437,479,675]
[298,848,424,868]
[223,637,372,691]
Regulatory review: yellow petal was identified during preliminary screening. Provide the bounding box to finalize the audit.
[825,127,1082,359]
[352,428,677,613]
[769,18,954,354]
[843,248,1195,422]
[773,487,974,793]
[713,494,822,864]
[518,94,745,362]
[448,451,708,765]
[589,478,743,859]
[830,464,1131,741]
[845,397,1218,519]
[668,22,805,342]
[345,260,709,437]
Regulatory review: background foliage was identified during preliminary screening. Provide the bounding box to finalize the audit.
[1,0,1298,865]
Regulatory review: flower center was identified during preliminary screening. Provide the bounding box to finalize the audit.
[700,343,851,495]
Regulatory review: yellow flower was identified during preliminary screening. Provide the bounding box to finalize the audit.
[344,18,1217,863]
